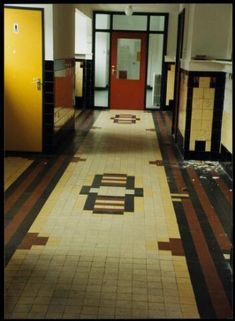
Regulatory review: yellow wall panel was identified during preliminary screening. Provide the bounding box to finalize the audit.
[166,64,175,105]
[191,109,202,120]
[203,88,215,100]
[178,72,188,138]
[193,88,203,99]
[4,8,43,152]
[221,111,232,153]
[199,77,210,88]
[75,61,83,97]
[189,78,215,152]
[192,98,203,110]
[202,109,213,120]
[202,99,214,109]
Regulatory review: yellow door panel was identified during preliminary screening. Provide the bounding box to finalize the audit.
[4,8,43,152]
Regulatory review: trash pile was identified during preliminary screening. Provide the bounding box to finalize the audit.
[180,160,224,179]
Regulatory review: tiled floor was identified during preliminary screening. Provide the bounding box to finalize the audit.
[4,157,33,191]
[4,110,232,319]
[94,90,159,109]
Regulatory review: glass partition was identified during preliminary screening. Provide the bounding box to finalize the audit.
[94,32,110,107]
[146,34,164,109]
[116,38,141,80]
[113,15,147,31]
[150,15,165,31]
[95,14,110,29]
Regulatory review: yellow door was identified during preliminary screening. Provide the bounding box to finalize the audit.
[4,8,43,152]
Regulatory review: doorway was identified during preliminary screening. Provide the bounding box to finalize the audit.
[93,12,168,110]
[4,7,43,152]
[110,31,147,109]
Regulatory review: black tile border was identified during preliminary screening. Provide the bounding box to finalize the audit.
[43,60,54,153]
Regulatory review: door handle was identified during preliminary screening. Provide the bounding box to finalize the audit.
[33,77,42,90]
[111,65,116,75]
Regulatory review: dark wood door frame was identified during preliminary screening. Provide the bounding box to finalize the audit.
[172,9,185,140]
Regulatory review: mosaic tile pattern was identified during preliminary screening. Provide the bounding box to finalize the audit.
[153,111,232,319]
[110,114,140,124]
[190,76,215,152]
[158,238,185,256]
[5,110,199,319]
[80,173,144,214]
[18,233,49,250]
[4,109,232,319]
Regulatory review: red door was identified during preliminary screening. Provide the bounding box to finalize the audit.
[110,32,147,109]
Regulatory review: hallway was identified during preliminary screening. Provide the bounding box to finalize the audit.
[4,110,232,319]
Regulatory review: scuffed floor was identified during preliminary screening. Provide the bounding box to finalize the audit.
[4,110,232,319]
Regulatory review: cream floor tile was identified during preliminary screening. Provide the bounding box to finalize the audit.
[4,157,33,190]
[5,110,200,319]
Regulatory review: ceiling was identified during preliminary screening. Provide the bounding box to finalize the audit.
[88,3,180,12]
[75,3,180,17]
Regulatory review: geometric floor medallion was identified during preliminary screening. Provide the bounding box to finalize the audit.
[110,114,140,124]
[80,173,144,214]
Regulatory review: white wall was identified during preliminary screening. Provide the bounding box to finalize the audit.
[53,4,75,59]
[75,9,92,56]
[191,4,232,59]
[95,33,109,87]
[75,4,93,18]
[181,4,195,61]
[166,12,177,60]
[4,3,53,60]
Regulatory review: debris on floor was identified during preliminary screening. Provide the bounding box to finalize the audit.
[181,160,224,175]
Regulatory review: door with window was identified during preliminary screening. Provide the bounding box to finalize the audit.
[4,7,43,152]
[110,32,147,109]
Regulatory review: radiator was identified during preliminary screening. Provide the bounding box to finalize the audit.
[152,73,161,107]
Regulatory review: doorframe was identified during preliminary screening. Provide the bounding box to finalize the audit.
[4,5,45,154]
[171,8,185,140]
[92,11,169,110]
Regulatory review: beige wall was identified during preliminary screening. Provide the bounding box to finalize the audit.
[191,4,232,59]
[53,4,75,59]
[178,71,188,138]
[75,4,93,18]
[221,74,232,153]
[166,12,177,60]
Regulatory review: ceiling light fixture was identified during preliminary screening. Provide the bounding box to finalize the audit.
[125,5,133,16]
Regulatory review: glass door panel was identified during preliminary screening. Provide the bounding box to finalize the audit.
[116,38,141,80]
[94,32,110,107]
[146,33,164,109]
